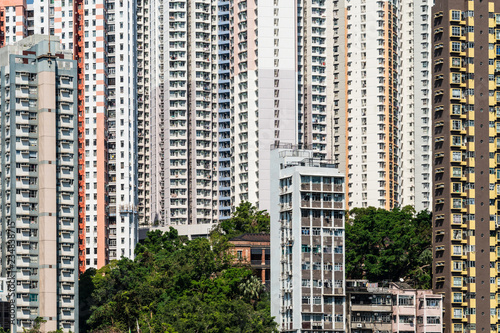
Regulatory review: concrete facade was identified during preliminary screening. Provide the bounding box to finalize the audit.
[229,233,270,286]
[270,147,346,333]
[431,0,500,331]
[0,35,78,332]
[346,280,443,333]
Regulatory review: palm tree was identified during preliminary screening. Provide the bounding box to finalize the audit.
[239,275,264,302]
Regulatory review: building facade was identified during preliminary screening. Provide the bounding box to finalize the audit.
[346,280,443,333]
[149,0,299,234]
[0,278,10,331]
[149,0,220,237]
[229,233,270,287]
[270,147,346,332]
[432,0,500,331]
[0,35,78,332]
[137,0,150,227]
[333,0,431,211]
[0,0,141,270]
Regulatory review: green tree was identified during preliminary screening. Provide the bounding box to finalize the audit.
[239,275,265,302]
[84,228,277,333]
[213,201,270,240]
[345,206,432,288]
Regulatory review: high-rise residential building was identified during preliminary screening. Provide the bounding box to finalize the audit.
[0,0,28,45]
[149,0,162,226]
[270,147,346,332]
[150,0,298,232]
[0,35,78,333]
[150,0,220,238]
[137,0,151,226]
[0,0,141,270]
[149,0,432,234]
[333,0,432,211]
[398,0,432,212]
[216,0,231,220]
[431,0,500,331]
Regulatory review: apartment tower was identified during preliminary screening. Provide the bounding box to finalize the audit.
[270,147,346,332]
[137,0,150,226]
[334,0,431,210]
[0,0,141,269]
[150,0,220,237]
[432,0,500,331]
[0,35,78,333]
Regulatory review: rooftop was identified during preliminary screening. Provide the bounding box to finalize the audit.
[229,233,270,243]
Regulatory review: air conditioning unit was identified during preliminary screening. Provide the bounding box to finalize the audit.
[357,324,363,328]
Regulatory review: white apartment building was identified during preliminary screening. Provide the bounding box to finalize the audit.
[149,0,432,234]
[0,35,78,333]
[150,0,220,237]
[270,147,346,332]
[334,0,431,211]
[398,0,432,211]
[150,0,299,230]
[1,0,141,269]
[137,0,151,226]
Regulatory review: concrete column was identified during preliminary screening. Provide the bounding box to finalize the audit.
[37,70,58,332]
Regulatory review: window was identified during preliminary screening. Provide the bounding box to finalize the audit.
[452,151,462,161]
[452,120,462,130]
[451,57,461,67]
[453,277,462,287]
[427,316,441,324]
[451,10,461,21]
[399,315,414,323]
[452,167,462,177]
[451,26,461,36]
[453,308,463,318]
[426,299,440,307]
[452,135,462,146]
[398,296,414,306]
[451,42,461,52]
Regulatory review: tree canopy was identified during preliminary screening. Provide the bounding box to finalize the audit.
[81,227,277,333]
[215,201,270,239]
[345,206,432,288]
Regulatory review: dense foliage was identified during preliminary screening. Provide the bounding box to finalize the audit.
[345,206,432,288]
[216,201,270,239]
[80,225,276,333]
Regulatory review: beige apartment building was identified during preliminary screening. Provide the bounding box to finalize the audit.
[346,280,443,333]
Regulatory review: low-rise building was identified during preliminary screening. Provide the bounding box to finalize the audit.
[346,280,443,333]
[229,233,270,286]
